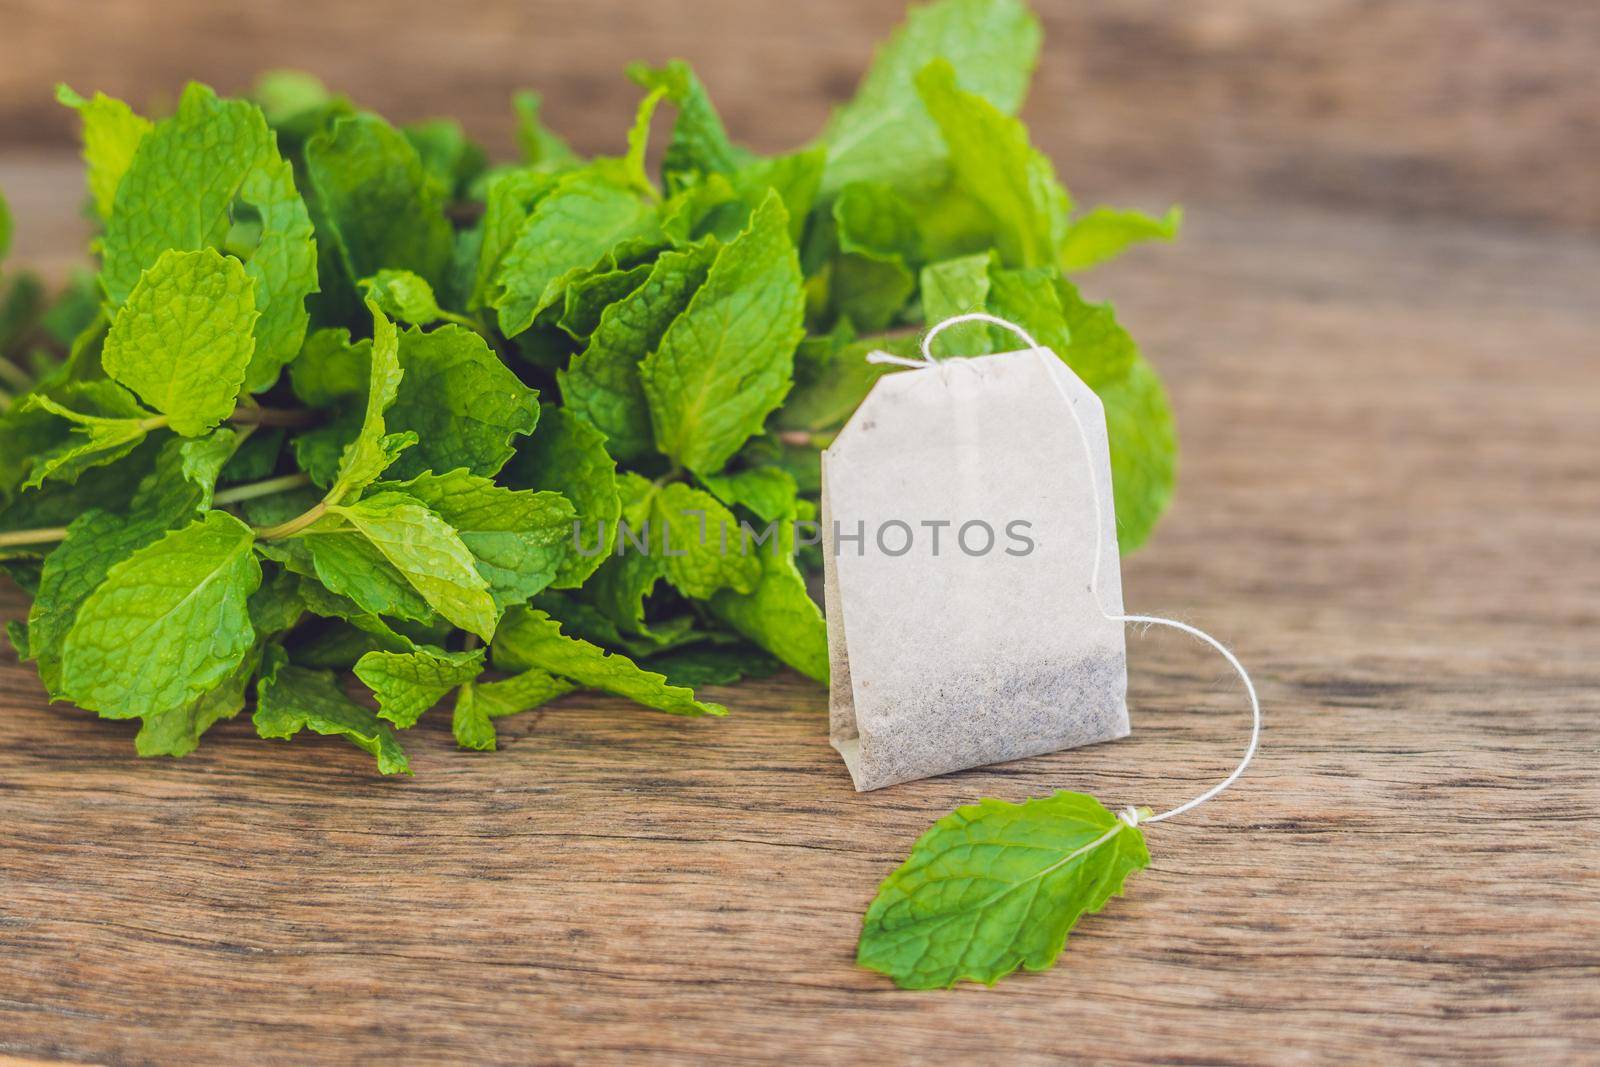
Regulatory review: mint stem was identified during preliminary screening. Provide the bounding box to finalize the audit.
[0,353,32,393]
[213,472,313,506]
[227,404,318,428]
[0,525,70,548]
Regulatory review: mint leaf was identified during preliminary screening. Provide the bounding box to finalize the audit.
[102,248,258,435]
[328,303,405,502]
[471,168,558,311]
[654,481,759,599]
[359,269,451,326]
[305,113,455,291]
[821,0,1041,195]
[627,61,747,186]
[59,511,261,719]
[380,468,574,608]
[492,607,726,717]
[916,59,1066,269]
[323,491,498,642]
[640,192,804,474]
[1059,206,1182,272]
[452,668,577,751]
[560,240,715,462]
[135,645,260,757]
[580,472,665,633]
[513,91,576,167]
[492,168,656,336]
[18,382,156,490]
[101,83,316,391]
[385,324,539,480]
[354,645,485,728]
[55,85,151,219]
[503,405,620,589]
[858,791,1149,988]
[254,647,410,774]
[556,261,652,340]
[1101,355,1176,554]
[708,505,828,683]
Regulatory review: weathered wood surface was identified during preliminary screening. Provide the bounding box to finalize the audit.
[1,0,1597,231]
[2,165,1599,1064]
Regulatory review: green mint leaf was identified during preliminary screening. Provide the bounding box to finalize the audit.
[59,511,261,719]
[491,607,726,717]
[700,466,805,523]
[502,405,620,589]
[1058,206,1183,272]
[559,240,715,462]
[17,382,156,490]
[324,491,498,642]
[643,644,781,689]
[135,644,261,757]
[289,327,371,407]
[653,480,759,599]
[580,472,665,634]
[640,192,804,475]
[708,501,828,683]
[403,118,487,200]
[328,303,404,502]
[101,83,316,391]
[471,168,558,311]
[247,566,307,638]
[492,168,656,336]
[513,91,576,167]
[452,668,577,751]
[385,324,539,480]
[354,645,485,728]
[304,113,455,291]
[294,573,428,652]
[102,248,258,435]
[556,261,652,341]
[858,791,1149,989]
[254,646,410,774]
[294,523,434,623]
[359,268,449,326]
[916,59,1066,269]
[626,61,748,187]
[731,148,826,243]
[820,0,1040,195]
[623,85,667,195]
[55,85,151,219]
[1101,355,1176,554]
[378,468,575,609]
[919,252,993,354]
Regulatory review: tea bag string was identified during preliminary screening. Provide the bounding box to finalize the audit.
[867,313,1261,830]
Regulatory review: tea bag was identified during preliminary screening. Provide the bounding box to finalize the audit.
[822,320,1129,791]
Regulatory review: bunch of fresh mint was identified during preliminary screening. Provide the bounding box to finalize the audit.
[0,0,1177,773]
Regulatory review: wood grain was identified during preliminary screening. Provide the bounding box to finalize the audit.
[2,172,1599,1063]
[0,0,1597,231]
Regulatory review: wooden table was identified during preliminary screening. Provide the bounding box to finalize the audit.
[2,161,1597,1064]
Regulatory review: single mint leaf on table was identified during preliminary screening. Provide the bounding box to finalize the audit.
[820,0,1041,195]
[99,82,317,391]
[1058,206,1183,272]
[640,192,805,475]
[304,113,455,291]
[58,511,261,720]
[354,645,485,728]
[559,240,716,463]
[254,647,410,775]
[55,85,151,219]
[378,468,575,608]
[101,247,258,435]
[492,607,727,717]
[858,791,1150,989]
[452,668,577,751]
[502,405,620,589]
[384,324,539,480]
[322,491,499,642]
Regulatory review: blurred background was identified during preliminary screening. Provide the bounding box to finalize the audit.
[0,0,1596,271]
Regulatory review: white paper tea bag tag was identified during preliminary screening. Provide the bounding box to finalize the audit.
[822,315,1130,791]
